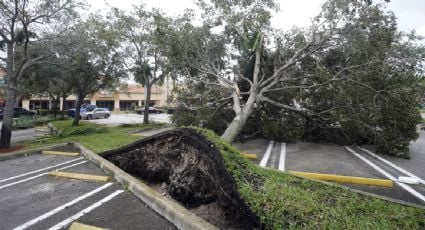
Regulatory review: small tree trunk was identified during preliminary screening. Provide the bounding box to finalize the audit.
[0,42,16,149]
[72,95,83,126]
[143,81,151,124]
[61,93,67,120]
[52,95,60,118]
[0,86,17,148]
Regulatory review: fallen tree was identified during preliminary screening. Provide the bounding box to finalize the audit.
[168,0,424,157]
[102,127,425,229]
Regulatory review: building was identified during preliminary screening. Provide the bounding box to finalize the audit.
[21,84,173,111]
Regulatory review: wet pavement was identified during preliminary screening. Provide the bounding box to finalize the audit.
[0,146,176,230]
[235,134,425,206]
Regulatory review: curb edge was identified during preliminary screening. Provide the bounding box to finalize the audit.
[73,142,218,230]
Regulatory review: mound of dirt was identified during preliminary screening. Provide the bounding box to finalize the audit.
[102,128,260,229]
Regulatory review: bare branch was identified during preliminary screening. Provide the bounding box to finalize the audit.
[211,98,232,119]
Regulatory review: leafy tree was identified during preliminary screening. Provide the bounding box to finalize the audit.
[111,7,171,123]
[66,17,123,126]
[0,0,82,148]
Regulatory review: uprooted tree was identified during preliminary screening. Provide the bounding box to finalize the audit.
[168,0,424,157]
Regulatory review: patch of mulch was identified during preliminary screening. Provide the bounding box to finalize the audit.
[0,144,25,154]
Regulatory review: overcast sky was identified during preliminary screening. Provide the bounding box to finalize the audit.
[89,0,425,35]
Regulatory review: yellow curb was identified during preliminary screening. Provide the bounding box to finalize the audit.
[289,171,394,188]
[69,222,108,230]
[42,151,80,157]
[48,171,110,183]
[242,153,257,160]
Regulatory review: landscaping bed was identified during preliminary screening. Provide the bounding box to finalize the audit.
[27,120,165,153]
[102,128,425,229]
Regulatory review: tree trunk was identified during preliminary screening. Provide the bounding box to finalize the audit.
[0,86,17,148]
[61,93,67,120]
[72,95,83,126]
[143,81,151,124]
[0,43,16,148]
[52,95,60,118]
[221,34,263,143]
[221,98,255,143]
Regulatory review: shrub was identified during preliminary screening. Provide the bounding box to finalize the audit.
[37,109,50,116]
[12,116,53,130]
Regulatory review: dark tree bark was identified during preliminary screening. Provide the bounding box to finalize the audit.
[72,95,84,126]
[61,92,68,119]
[143,79,151,124]
[0,43,16,148]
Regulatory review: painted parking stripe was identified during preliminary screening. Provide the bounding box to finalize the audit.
[278,143,286,171]
[0,161,87,190]
[0,157,84,184]
[358,147,425,185]
[260,140,274,167]
[47,190,124,230]
[345,147,425,204]
[13,183,113,230]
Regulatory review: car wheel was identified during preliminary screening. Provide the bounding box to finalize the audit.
[87,115,92,120]
[105,114,110,119]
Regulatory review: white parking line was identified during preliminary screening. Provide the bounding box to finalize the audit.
[13,183,113,230]
[47,190,124,230]
[260,140,274,167]
[0,161,87,190]
[345,147,425,204]
[278,143,286,172]
[358,147,425,185]
[0,157,84,184]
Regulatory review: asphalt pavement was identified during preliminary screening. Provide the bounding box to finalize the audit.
[86,113,171,126]
[0,147,176,230]
[235,131,425,205]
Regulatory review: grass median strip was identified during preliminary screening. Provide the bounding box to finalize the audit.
[42,151,80,157]
[48,171,110,182]
[289,171,394,187]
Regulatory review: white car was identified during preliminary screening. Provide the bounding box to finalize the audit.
[81,108,111,120]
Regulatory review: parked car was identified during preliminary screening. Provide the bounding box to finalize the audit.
[136,106,163,114]
[68,103,97,117]
[0,107,36,120]
[80,108,111,120]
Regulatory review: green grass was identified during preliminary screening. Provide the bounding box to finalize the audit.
[27,120,167,153]
[196,128,425,229]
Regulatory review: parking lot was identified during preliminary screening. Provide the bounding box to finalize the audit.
[0,146,175,230]
[235,128,425,205]
[86,113,171,126]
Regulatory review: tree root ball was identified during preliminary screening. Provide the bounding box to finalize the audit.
[103,128,260,229]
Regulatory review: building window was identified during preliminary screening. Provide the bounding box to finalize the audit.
[119,101,137,111]
[29,100,49,110]
[96,100,114,111]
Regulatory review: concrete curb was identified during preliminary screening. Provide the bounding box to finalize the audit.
[0,143,72,161]
[73,142,218,230]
